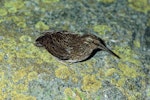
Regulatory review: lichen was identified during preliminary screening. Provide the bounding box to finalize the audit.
[35,21,49,30]
[0,33,55,99]
[55,65,75,80]
[128,0,150,13]
[64,88,86,100]
[4,0,25,13]
[41,0,59,4]
[19,35,32,42]
[82,75,102,92]
[0,67,37,99]
[0,9,8,16]
[12,66,38,83]
[114,46,141,66]
[64,88,75,99]
[93,25,112,35]
[0,0,60,30]
[118,63,141,78]
[97,0,116,3]
[11,91,36,100]
[106,45,147,99]
[133,39,140,48]
[105,68,117,77]
[0,0,148,99]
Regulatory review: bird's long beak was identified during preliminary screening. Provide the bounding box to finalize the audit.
[105,48,120,59]
[98,45,120,59]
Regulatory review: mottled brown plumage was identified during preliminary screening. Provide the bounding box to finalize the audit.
[35,30,120,63]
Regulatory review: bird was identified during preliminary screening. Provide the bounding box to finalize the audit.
[35,30,120,63]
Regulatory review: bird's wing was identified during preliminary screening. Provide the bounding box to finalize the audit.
[45,33,73,60]
[46,42,71,60]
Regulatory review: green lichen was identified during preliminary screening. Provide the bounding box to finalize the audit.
[64,88,87,100]
[55,65,74,80]
[93,25,112,35]
[82,74,102,92]
[105,68,117,77]
[4,0,25,13]
[0,0,61,30]
[0,9,7,16]
[41,0,59,4]
[55,65,78,82]
[105,45,147,99]
[35,21,49,30]
[10,16,27,27]
[128,0,150,13]
[97,0,116,3]
[0,33,56,99]
[118,62,141,78]
[114,46,141,66]
[0,67,37,99]
[19,35,32,42]
[11,91,36,100]
[133,39,140,48]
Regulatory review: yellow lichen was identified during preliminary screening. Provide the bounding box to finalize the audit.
[0,53,3,62]
[11,16,27,28]
[17,22,27,28]
[133,39,140,48]
[118,63,140,78]
[64,88,74,98]
[98,0,116,3]
[35,21,49,30]
[27,71,38,81]
[86,59,97,68]
[41,0,60,3]
[39,51,54,63]
[11,91,36,100]
[64,88,84,100]
[96,69,105,78]
[12,84,28,92]
[116,77,126,87]
[105,68,117,77]
[128,0,150,13]
[11,0,25,9]
[93,25,112,35]
[0,71,5,87]
[82,75,101,92]
[12,66,37,83]
[4,0,25,13]
[107,45,146,99]
[114,46,141,66]
[19,35,32,42]
[0,68,37,99]
[71,76,78,83]
[0,9,8,16]
[13,68,27,83]
[55,65,74,80]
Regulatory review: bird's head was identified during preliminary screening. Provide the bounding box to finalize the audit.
[35,35,49,47]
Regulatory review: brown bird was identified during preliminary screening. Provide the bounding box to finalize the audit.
[35,30,120,63]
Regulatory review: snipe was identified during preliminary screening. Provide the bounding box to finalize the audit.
[35,30,120,63]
